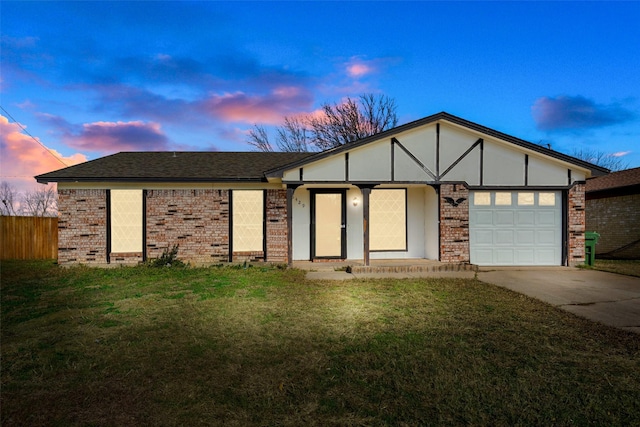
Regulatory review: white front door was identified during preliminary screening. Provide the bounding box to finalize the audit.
[470,191,562,266]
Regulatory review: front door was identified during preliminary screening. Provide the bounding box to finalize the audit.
[311,190,346,259]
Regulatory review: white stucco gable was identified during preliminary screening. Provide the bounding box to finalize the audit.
[268,112,601,187]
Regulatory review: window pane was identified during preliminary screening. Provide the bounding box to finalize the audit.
[474,192,491,205]
[233,191,263,251]
[539,192,556,206]
[495,192,512,206]
[111,189,142,253]
[370,189,406,251]
[518,193,534,205]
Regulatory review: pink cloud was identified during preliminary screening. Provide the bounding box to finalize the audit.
[344,56,396,79]
[64,120,169,153]
[347,62,374,78]
[0,115,87,194]
[200,86,313,125]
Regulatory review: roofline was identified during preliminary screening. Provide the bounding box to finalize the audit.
[265,111,610,177]
[35,176,269,184]
[34,151,312,184]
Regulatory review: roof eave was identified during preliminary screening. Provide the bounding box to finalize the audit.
[36,176,269,184]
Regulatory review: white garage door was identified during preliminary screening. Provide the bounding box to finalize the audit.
[470,191,562,266]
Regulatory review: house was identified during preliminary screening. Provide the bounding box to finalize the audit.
[586,167,640,259]
[36,112,607,267]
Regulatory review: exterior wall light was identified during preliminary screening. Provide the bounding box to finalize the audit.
[353,197,359,207]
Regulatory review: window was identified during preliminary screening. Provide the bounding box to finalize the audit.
[233,190,264,252]
[518,193,534,206]
[370,189,406,251]
[539,192,556,206]
[110,189,143,253]
[474,192,491,206]
[495,192,512,206]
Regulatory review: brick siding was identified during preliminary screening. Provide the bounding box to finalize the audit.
[568,184,585,266]
[439,184,470,263]
[146,189,230,263]
[57,187,291,266]
[57,189,107,265]
[586,193,640,259]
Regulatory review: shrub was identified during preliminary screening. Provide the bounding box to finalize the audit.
[146,244,186,268]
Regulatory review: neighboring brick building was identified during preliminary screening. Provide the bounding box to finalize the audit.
[586,167,640,259]
[36,112,606,267]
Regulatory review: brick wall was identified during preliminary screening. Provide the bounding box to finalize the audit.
[57,187,292,266]
[265,189,288,263]
[586,193,640,259]
[568,184,585,266]
[146,189,230,263]
[439,184,470,263]
[58,189,107,265]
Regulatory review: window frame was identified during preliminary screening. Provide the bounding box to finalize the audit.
[108,189,144,255]
[369,188,408,252]
[231,190,266,254]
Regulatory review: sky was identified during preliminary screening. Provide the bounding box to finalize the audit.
[2,1,639,194]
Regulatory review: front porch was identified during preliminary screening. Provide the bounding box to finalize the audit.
[293,258,478,274]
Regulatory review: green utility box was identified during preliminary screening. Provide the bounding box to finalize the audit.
[584,231,600,266]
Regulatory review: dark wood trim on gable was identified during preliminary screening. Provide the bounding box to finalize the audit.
[440,138,483,180]
[524,155,529,186]
[345,152,349,182]
[390,138,395,182]
[264,112,608,180]
[436,123,440,178]
[392,137,438,181]
[479,139,484,186]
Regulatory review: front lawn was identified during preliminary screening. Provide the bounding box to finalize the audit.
[2,260,639,426]
[592,259,640,277]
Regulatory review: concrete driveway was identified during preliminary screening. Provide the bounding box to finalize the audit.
[477,268,640,334]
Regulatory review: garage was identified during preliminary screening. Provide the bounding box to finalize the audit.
[469,191,562,266]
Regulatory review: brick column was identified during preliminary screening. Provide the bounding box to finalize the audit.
[568,183,586,266]
[265,189,288,263]
[439,184,470,263]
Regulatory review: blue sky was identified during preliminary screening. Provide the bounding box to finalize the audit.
[2,1,639,192]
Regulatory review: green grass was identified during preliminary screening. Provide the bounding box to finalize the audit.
[590,259,640,277]
[2,260,639,426]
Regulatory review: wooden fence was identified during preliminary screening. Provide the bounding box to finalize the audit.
[0,216,58,260]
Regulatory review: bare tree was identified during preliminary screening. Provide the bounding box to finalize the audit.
[308,94,398,150]
[247,125,274,152]
[276,116,311,152]
[247,117,311,153]
[248,93,398,152]
[0,181,19,216]
[22,185,57,217]
[572,148,630,172]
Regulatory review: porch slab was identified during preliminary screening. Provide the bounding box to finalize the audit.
[295,259,477,280]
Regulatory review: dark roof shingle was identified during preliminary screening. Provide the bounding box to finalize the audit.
[35,152,313,183]
[586,167,640,193]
